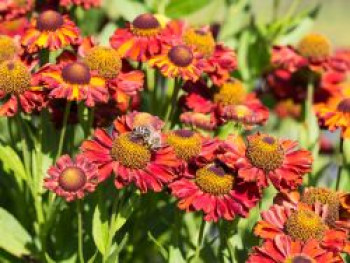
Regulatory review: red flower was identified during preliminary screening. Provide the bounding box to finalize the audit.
[0,60,45,116]
[21,10,81,53]
[0,17,29,37]
[81,113,181,192]
[221,132,312,192]
[39,61,107,107]
[110,13,165,62]
[0,0,34,21]
[169,140,261,222]
[45,154,99,202]
[248,235,342,263]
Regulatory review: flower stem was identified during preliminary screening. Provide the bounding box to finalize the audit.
[336,137,344,190]
[77,200,85,263]
[165,78,181,130]
[55,101,71,161]
[194,220,207,262]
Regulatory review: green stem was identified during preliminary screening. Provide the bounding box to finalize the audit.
[86,107,95,137]
[55,101,71,161]
[336,137,344,190]
[77,200,85,263]
[193,220,207,263]
[164,78,181,130]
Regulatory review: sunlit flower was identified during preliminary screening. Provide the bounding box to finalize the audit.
[254,204,347,254]
[39,61,107,107]
[248,235,342,263]
[274,99,302,119]
[44,154,98,202]
[0,0,34,21]
[110,13,164,61]
[0,60,45,116]
[315,86,350,138]
[169,141,261,222]
[180,111,218,130]
[59,0,101,9]
[81,113,180,192]
[21,10,81,53]
[83,46,144,96]
[148,43,204,82]
[164,20,237,85]
[297,33,332,63]
[221,132,312,191]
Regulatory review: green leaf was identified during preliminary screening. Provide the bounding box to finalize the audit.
[87,250,98,263]
[165,0,211,18]
[98,22,117,46]
[92,203,109,255]
[168,246,185,263]
[0,144,27,186]
[0,208,32,257]
[103,0,148,21]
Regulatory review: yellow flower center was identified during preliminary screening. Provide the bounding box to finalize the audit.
[0,36,17,63]
[214,80,246,106]
[62,62,91,85]
[183,28,215,58]
[337,98,350,113]
[301,187,340,226]
[131,13,161,37]
[36,10,64,32]
[297,33,331,60]
[286,209,327,242]
[0,60,31,94]
[284,255,315,263]
[195,165,234,196]
[58,167,87,192]
[246,134,284,172]
[84,47,122,79]
[168,45,194,67]
[167,130,201,161]
[111,133,151,169]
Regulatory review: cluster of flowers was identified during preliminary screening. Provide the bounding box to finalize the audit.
[264,33,350,139]
[248,187,350,262]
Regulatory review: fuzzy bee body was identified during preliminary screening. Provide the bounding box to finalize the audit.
[131,125,162,151]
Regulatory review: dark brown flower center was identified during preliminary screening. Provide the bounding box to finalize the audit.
[168,45,193,67]
[36,10,64,32]
[285,209,327,242]
[167,130,201,161]
[111,133,151,169]
[62,62,91,85]
[246,134,284,172]
[195,165,234,196]
[132,14,160,30]
[59,167,87,192]
[337,98,350,113]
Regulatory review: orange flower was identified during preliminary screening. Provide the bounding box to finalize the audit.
[39,61,107,107]
[0,0,34,21]
[21,10,81,53]
[110,13,165,62]
[148,43,204,82]
[315,85,350,138]
[59,0,101,9]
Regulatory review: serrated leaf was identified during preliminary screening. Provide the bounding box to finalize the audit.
[0,208,32,257]
[165,0,210,18]
[92,203,109,255]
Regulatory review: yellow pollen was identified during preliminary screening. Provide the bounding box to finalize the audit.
[286,209,327,242]
[246,133,284,172]
[183,28,215,58]
[84,47,122,79]
[0,36,17,63]
[130,14,161,37]
[0,60,31,94]
[297,33,331,60]
[301,187,340,227]
[214,80,246,106]
[58,167,87,192]
[195,165,234,196]
[111,133,151,169]
[167,130,201,161]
